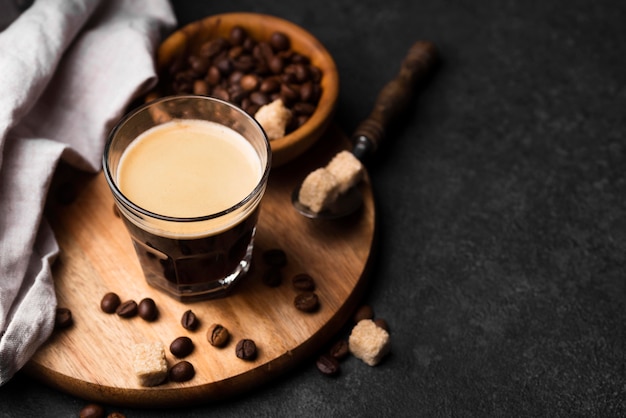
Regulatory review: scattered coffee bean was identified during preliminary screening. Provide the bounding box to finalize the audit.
[374,318,390,332]
[262,266,283,287]
[262,248,287,267]
[137,298,158,322]
[106,413,126,418]
[207,323,230,347]
[291,273,316,291]
[181,310,199,331]
[354,305,374,323]
[316,354,340,376]
[55,307,73,329]
[235,339,257,360]
[100,292,121,314]
[294,292,319,312]
[169,360,195,382]
[329,339,349,361]
[170,336,194,358]
[115,300,138,318]
[79,403,105,418]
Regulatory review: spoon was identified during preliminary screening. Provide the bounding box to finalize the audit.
[292,40,439,219]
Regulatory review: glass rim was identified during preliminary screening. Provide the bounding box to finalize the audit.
[102,95,272,223]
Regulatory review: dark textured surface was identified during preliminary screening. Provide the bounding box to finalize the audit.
[2,0,625,416]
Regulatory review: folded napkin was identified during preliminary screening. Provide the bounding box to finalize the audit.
[0,0,176,385]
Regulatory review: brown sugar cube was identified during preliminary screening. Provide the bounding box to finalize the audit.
[254,99,292,141]
[132,342,168,387]
[325,150,364,193]
[298,168,340,213]
[348,319,391,366]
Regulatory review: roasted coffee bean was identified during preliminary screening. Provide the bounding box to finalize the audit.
[137,298,158,322]
[279,83,300,106]
[206,65,221,85]
[55,308,73,329]
[299,81,315,103]
[329,339,349,360]
[229,26,246,46]
[240,74,259,91]
[262,248,287,267]
[188,55,209,75]
[170,336,194,358]
[259,77,280,94]
[200,38,227,59]
[294,292,319,312]
[116,300,138,318]
[270,31,290,52]
[268,55,284,74]
[181,310,199,331]
[235,339,257,360]
[79,403,105,418]
[293,102,316,116]
[250,91,269,106]
[354,305,374,323]
[374,318,390,332]
[291,273,316,291]
[193,79,209,95]
[207,323,230,347]
[169,360,195,382]
[106,413,126,418]
[316,354,340,376]
[100,292,121,314]
[262,267,283,287]
[233,54,255,72]
[164,27,323,136]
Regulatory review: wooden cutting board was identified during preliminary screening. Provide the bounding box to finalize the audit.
[25,124,376,408]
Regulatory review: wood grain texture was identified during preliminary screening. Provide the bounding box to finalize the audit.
[25,125,375,407]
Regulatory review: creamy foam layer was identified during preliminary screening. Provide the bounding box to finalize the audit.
[117,119,261,219]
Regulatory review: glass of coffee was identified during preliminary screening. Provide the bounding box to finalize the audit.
[103,96,271,301]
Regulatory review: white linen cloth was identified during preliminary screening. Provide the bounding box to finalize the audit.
[0,0,176,385]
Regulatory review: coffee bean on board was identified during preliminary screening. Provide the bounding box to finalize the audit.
[169,361,195,382]
[170,336,194,358]
[235,339,257,360]
[181,310,199,331]
[137,298,158,322]
[294,292,319,313]
[100,292,121,314]
[207,323,230,348]
[115,300,138,318]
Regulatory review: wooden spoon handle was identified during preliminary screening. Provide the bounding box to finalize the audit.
[351,40,438,157]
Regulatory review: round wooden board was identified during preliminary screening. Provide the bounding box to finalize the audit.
[25,125,376,408]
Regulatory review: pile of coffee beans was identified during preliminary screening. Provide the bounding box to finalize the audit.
[163,26,324,135]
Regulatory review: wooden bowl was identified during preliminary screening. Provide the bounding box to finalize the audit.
[152,12,339,167]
